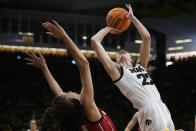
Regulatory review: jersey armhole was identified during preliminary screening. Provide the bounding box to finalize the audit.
[85,110,104,124]
[135,62,141,66]
[136,62,146,69]
[113,66,124,83]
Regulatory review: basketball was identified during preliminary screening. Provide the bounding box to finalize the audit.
[106,8,131,34]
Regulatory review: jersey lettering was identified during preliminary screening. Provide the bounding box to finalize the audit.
[129,66,145,73]
[137,73,154,86]
[127,65,154,86]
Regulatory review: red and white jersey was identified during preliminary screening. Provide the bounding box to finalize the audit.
[138,126,141,131]
[78,108,116,131]
[114,63,161,110]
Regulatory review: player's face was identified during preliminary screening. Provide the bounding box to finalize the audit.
[30,120,37,131]
[116,50,133,64]
[60,92,80,101]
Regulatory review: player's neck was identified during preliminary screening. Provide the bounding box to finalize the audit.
[118,60,132,67]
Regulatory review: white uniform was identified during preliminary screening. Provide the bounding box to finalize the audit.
[114,63,175,131]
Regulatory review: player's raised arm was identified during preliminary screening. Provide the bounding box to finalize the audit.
[126,4,151,69]
[91,27,121,81]
[42,20,94,103]
[42,21,87,69]
[25,52,63,96]
[42,21,101,121]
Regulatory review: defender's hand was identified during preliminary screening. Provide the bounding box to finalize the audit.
[25,52,47,69]
[42,20,66,39]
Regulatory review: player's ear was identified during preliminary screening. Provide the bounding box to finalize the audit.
[136,58,140,64]
[130,59,134,65]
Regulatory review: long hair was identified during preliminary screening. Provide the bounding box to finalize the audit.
[146,65,156,76]
[37,95,85,131]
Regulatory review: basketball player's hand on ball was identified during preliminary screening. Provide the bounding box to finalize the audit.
[126,4,134,19]
[25,51,47,69]
[106,27,120,34]
[42,20,66,39]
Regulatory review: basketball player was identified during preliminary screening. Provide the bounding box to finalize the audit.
[91,3,175,131]
[25,21,116,131]
[27,119,39,131]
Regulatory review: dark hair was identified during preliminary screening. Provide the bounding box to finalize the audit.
[37,95,85,131]
[147,65,156,76]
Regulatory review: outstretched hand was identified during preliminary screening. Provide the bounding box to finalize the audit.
[126,4,134,19]
[25,52,47,69]
[42,20,66,39]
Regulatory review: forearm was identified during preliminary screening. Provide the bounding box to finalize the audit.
[125,112,138,131]
[130,16,150,41]
[41,66,63,96]
[90,27,111,61]
[124,127,129,131]
[91,27,111,43]
[90,27,120,79]
[125,122,136,131]
[124,127,131,131]
[61,33,88,68]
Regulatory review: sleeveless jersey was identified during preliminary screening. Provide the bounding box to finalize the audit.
[114,63,161,110]
[78,108,116,131]
[138,126,141,131]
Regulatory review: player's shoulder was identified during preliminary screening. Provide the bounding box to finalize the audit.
[113,62,121,70]
[135,62,146,70]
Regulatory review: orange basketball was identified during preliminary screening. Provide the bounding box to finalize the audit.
[106,8,131,34]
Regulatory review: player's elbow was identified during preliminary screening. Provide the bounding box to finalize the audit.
[90,37,95,44]
[90,38,96,49]
[90,37,98,46]
[82,59,89,66]
[79,59,89,69]
[143,33,151,42]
